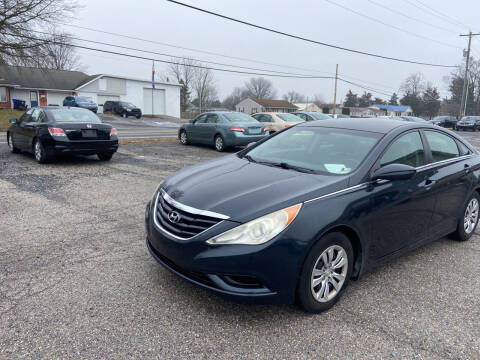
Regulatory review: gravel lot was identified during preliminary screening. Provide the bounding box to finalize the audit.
[0,132,479,359]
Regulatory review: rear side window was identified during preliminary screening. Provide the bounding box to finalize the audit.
[380,131,426,168]
[206,114,218,123]
[424,131,459,162]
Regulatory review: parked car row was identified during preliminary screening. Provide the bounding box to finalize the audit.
[61,97,143,118]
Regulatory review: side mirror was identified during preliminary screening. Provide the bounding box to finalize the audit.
[372,163,416,181]
[246,142,256,148]
[9,118,17,124]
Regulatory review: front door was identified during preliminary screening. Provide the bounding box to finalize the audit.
[368,130,437,259]
[30,91,38,107]
[203,114,219,143]
[39,90,48,106]
[190,114,208,142]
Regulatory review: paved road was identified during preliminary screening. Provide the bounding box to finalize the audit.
[0,138,479,359]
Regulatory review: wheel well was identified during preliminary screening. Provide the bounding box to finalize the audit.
[323,225,363,280]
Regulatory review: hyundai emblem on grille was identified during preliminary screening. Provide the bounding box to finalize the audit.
[168,211,181,223]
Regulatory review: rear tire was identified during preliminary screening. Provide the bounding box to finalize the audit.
[7,133,20,153]
[136,114,141,119]
[97,152,113,161]
[451,192,480,242]
[33,138,48,163]
[214,135,226,152]
[297,232,354,313]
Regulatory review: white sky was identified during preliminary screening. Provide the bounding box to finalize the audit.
[68,0,480,103]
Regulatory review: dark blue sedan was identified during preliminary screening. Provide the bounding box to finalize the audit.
[63,95,98,113]
[146,118,479,312]
[178,112,269,151]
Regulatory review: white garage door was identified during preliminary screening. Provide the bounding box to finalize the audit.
[97,95,120,114]
[47,92,68,106]
[143,88,165,116]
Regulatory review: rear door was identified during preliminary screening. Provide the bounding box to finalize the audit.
[15,109,34,149]
[368,130,437,259]
[203,114,219,143]
[421,130,474,236]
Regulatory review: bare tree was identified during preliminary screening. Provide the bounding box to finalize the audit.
[282,90,306,103]
[0,0,76,65]
[312,94,324,107]
[167,57,197,111]
[34,30,81,70]
[221,87,249,110]
[400,73,426,96]
[192,66,217,112]
[245,77,276,99]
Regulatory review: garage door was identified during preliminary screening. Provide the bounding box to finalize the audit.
[97,95,120,114]
[47,92,68,107]
[143,88,165,116]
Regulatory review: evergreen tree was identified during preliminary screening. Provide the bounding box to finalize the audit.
[388,93,399,105]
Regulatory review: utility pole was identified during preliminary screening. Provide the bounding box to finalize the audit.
[459,32,480,118]
[333,64,339,115]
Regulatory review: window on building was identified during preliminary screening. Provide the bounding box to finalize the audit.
[0,87,7,102]
[99,78,107,91]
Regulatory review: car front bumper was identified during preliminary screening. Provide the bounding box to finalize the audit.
[145,200,304,304]
[456,124,476,130]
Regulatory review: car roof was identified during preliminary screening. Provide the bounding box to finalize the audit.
[296,117,429,134]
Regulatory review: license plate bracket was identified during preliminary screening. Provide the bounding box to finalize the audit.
[82,129,97,138]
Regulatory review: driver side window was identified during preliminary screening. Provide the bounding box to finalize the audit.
[380,131,426,168]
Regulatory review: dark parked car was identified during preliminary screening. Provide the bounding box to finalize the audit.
[399,116,428,123]
[103,101,142,119]
[430,115,457,128]
[146,118,479,312]
[456,116,480,131]
[7,107,118,163]
[63,96,98,113]
[292,112,331,121]
[178,112,269,152]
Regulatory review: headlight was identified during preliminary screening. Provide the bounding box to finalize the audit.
[206,204,302,245]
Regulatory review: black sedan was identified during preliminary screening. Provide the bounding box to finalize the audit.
[145,118,479,313]
[7,106,118,163]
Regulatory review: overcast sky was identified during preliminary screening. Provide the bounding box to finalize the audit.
[68,0,480,103]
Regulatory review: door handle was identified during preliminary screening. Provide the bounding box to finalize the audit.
[423,179,436,189]
[464,164,470,173]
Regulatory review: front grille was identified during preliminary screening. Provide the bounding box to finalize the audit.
[155,192,223,239]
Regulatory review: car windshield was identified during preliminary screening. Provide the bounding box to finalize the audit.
[244,126,381,175]
[309,113,331,120]
[277,113,303,122]
[49,109,102,123]
[120,102,135,108]
[462,116,480,122]
[223,113,257,122]
[76,96,93,102]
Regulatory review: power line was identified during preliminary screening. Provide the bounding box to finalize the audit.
[324,0,461,49]
[8,32,336,79]
[166,0,456,68]
[57,23,334,76]
[404,0,471,31]
[412,0,473,30]
[29,29,322,77]
[367,0,458,35]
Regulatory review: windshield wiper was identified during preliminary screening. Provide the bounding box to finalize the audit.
[243,154,257,163]
[260,160,316,174]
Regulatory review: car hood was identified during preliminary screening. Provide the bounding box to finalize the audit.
[78,102,97,106]
[161,154,349,222]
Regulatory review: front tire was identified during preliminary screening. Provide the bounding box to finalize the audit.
[214,135,226,152]
[33,138,48,163]
[297,232,353,313]
[179,130,189,145]
[97,152,113,161]
[451,192,480,241]
[7,133,20,153]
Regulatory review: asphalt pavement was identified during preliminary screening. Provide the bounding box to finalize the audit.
[0,132,479,359]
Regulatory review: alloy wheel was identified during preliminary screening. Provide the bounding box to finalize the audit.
[464,198,479,234]
[311,245,348,303]
[180,131,187,144]
[215,136,224,151]
[34,140,42,161]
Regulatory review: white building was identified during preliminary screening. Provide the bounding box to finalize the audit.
[294,103,322,112]
[0,65,181,117]
[236,98,297,114]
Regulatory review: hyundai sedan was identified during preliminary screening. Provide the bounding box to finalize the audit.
[146,118,479,313]
[7,106,118,163]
